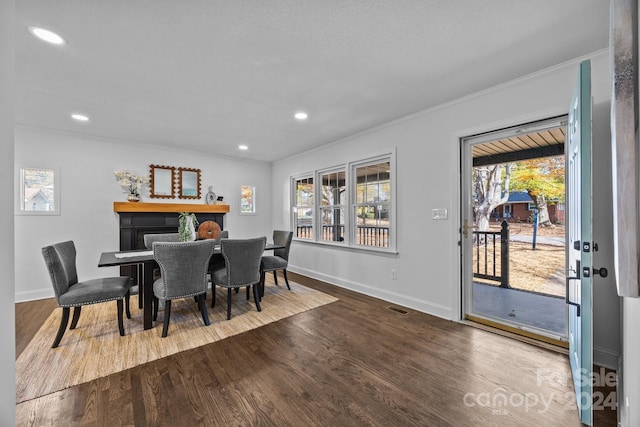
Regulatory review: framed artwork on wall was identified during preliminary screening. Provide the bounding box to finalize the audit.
[178,167,201,199]
[149,164,175,199]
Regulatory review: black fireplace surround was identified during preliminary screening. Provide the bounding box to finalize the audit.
[117,210,225,283]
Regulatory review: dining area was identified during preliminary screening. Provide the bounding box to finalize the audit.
[44,223,294,345]
[19,228,338,406]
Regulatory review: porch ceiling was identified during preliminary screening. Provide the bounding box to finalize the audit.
[472,127,565,167]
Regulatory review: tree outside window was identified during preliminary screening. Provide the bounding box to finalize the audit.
[240,185,256,214]
[353,160,391,248]
[292,176,314,239]
[320,169,346,243]
[290,152,395,252]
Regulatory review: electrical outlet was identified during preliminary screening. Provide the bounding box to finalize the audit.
[391,269,397,280]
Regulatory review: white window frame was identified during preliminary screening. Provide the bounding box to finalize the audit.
[317,166,347,245]
[291,174,315,241]
[290,149,396,253]
[504,204,512,216]
[16,166,61,216]
[350,154,395,251]
[239,184,257,215]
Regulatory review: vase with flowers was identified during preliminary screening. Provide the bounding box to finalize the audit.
[114,170,150,202]
[178,212,199,241]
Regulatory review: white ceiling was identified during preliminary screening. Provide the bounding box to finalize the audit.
[15,1,610,162]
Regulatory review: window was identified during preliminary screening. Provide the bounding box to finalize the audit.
[240,185,256,214]
[17,167,60,215]
[319,169,346,243]
[528,202,537,211]
[290,151,395,252]
[352,159,391,249]
[292,176,314,240]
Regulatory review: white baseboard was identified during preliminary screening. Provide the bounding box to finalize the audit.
[290,266,453,320]
[594,346,620,371]
[15,288,53,303]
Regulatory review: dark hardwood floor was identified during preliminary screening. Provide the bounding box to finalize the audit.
[16,273,616,426]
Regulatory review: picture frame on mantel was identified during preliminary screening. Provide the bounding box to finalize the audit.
[610,0,639,297]
[178,167,201,199]
[149,164,175,199]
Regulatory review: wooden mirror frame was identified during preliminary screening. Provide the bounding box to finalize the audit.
[149,164,175,199]
[178,167,201,199]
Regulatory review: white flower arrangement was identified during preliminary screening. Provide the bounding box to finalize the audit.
[114,170,150,196]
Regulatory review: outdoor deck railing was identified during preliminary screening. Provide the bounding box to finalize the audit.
[473,220,510,288]
[296,225,389,248]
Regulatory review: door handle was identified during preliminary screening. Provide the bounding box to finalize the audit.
[566,259,581,317]
[566,277,581,317]
[462,220,469,238]
[582,266,608,278]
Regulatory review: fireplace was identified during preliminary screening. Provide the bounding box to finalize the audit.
[113,202,229,284]
[117,211,225,251]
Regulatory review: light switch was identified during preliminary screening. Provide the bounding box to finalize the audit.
[432,208,448,220]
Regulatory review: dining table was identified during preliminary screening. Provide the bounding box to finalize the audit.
[98,242,284,330]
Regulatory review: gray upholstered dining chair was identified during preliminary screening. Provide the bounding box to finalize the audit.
[210,237,266,320]
[144,233,180,249]
[41,240,133,348]
[208,229,229,275]
[152,239,215,337]
[144,232,181,286]
[260,230,294,291]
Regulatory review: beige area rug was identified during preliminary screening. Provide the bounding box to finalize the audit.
[16,281,338,403]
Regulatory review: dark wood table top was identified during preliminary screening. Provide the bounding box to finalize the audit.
[98,243,284,267]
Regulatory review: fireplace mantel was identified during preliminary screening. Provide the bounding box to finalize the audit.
[113,201,230,213]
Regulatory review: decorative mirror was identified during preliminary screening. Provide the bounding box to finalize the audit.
[149,164,175,198]
[178,167,201,199]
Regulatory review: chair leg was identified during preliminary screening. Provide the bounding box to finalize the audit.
[259,271,265,298]
[125,290,131,319]
[199,293,210,326]
[52,307,70,348]
[153,296,159,321]
[70,306,82,329]
[283,269,291,290]
[273,271,279,286]
[226,288,232,320]
[162,300,172,337]
[252,284,262,313]
[246,285,250,300]
[138,280,144,309]
[117,299,125,336]
[211,286,217,308]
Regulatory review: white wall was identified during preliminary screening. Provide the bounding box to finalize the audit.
[14,127,273,301]
[272,49,621,367]
[1,1,16,425]
[592,96,623,370]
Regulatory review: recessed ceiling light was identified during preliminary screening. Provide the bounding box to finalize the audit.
[238,144,249,151]
[28,26,66,45]
[71,113,89,122]
[294,112,308,120]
